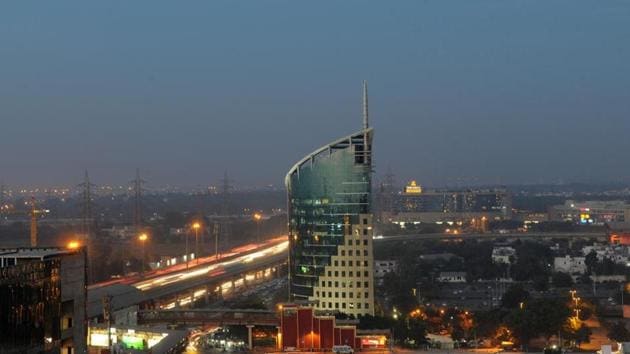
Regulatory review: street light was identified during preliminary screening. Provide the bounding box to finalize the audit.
[67,240,80,250]
[253,213,262,244]
[138,233,148,274]
[192,222,201,264]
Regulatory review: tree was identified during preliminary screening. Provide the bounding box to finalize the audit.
[505,298,570,350]
[501,284,529,309]
[552,272,574,288]
[607,321,630,342]
[574,324,592,349]
[585,251,598,274]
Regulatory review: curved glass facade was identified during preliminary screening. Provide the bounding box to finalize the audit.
[286,128,373,302]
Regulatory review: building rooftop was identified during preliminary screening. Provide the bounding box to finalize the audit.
[0,247,74,259]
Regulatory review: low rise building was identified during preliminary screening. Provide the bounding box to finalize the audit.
[554,255,587,275]
[437,272,467,283]
[549,200,630,225]
[491,247,516,264]
[374,260,398,283]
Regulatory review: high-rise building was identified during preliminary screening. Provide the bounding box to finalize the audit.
[285,82,375,316]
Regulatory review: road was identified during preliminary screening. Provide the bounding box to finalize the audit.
[134,239,288,291]
[373,232,606,243]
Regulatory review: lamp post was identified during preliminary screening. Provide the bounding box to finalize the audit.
[253,213,262,244]
[192,222,201,264]
[138,233,148,274]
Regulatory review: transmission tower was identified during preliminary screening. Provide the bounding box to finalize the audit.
[132,168,146,233]
[0,180,5,216]
[30,197,38,247]
[219,171,233,248]
[78,170,96,282]
[78,170,96,237]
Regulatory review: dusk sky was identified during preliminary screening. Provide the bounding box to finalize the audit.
[1,1,629,189]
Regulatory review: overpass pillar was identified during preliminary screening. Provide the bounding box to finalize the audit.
[247,325,254,350]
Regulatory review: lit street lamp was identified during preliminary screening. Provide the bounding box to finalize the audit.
[253,213,262,244]
[192,222,201,264]
[138,233,148,274]
[67,240,80,250]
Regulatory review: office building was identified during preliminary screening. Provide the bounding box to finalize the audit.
[285,82,375,316]
[0,247,87,354]
[385,181,511,224]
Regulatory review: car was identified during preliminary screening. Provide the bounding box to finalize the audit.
[332,345,354,354]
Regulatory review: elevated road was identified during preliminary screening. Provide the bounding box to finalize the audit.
[138,308,279,326]
[374,231,607,243]
[87,237,288,318]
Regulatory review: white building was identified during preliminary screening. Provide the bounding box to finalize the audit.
[437,272,467,283]
[582,244,630,265]
[491,247,516,264]
[374,260,398,280]
[554,255,587,274]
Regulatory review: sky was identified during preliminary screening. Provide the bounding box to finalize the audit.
[1,1,629,189]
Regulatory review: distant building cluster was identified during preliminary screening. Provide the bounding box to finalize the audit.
[378,180,512,225]
[548,200,630,224]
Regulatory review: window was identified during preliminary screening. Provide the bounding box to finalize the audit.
[364,281,369,288]
[334,260,338,266]
[341,250,345,256]
[363,229,368,235]
[365,303,370,309]
[364,261,368,266]
[316,291,319,297]
[321,281,325,287]
[357,292,361,298]
[363,239,368,245]
[334,271,339,277]
[341,261,345,267]
[363,218,368,224]
[328,292,332,297]
[349,261,353,267]
[322,302,326,308]
[347,240,352,246]
[356,281,361,288]
[349,250,353,256]
[357,303,362,309]
[341,271,346,277]
[335,303,339,309]
[328,281,332,287]
[355,240,360,245]
[363,250,368,256]
[364,271,369,277]
[328,271,331,277]
[349,271,353,277]
[335,292,339,298]
[335,281,339,287]
[364,292,369,298]
[349,292,354,298]
[342,292,346,298]
[342,303,346,309]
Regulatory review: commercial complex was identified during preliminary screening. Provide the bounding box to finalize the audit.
[548,200,630,225]
[0,247,87,354]
[383,181,512,224]
[285,82,375,316]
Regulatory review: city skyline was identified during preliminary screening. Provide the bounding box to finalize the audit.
[1,1,629,187]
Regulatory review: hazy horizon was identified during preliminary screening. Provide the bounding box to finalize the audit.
[2,1,629,188]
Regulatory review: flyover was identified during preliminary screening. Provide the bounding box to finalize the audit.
[87,237,289,319]
[373,231,607,243]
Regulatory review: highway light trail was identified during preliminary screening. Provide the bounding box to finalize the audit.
[133,239,288,291]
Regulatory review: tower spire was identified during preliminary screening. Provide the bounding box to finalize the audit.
[362,80,369,129]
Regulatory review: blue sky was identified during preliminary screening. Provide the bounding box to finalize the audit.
[1,1,629,188]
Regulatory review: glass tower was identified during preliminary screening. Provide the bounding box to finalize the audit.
[286,99,375,315]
